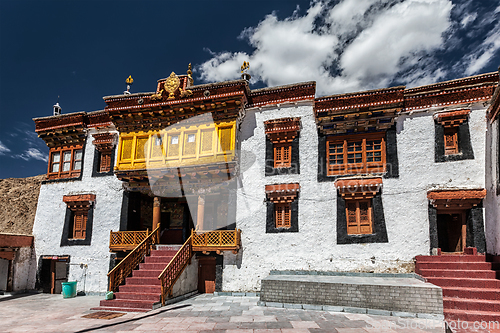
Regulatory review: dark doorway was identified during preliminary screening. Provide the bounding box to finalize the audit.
[437,211,466,253]
[38,256,69,294]
[160,199,193,244]
[198,256,216,293]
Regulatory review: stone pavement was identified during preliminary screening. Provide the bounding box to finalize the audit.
[0,292,492,333]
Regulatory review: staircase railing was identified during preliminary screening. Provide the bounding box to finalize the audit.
[158,235,193,305]
[192,229,241,252]
[107,224,160,292]
[109,229,150,252]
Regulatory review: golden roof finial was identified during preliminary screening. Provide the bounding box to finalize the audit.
[240,61,250,73]
[187,63,194,86]
[241,61,251,81]
[125,75,134,94]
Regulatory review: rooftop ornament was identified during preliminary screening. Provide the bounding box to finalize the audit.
[53,96,61,116]
[241,61,251,81]
[124,75,134,95]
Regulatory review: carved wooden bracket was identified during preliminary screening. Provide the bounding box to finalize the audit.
[265,183,300,203]
[264,117,300,144]
[335,177,383,200]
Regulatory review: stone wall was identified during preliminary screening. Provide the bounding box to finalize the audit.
[260,274,443,316]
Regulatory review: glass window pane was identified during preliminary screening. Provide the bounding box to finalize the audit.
[74,149,82,160]
[171,136,179,145]
[52,152,60,163]
[51,162,59,172]
[63,151,71,162]
[187,134,195,143]
[74,160,82,170]
[63,161,71,171]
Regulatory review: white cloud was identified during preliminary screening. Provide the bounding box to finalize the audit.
[464,19,500,75]
[197,0,454,96]
[0,141,11,155]
[17,148,48,162]
[460,12,477,27]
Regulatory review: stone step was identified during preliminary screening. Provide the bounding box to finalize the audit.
[90,306,148,313]
[144,256,174,264]
[155,245,182,251]
[416,261,500,271]
[419,269,499,279]
[132,269,163,278]
[119,284,162,294]
[125,277,161,286]
[99,299,158,310]
[444,297,500,312]
[444,308,500,322]
[114,292,160,302]
[442,287,500,301]
[415,255,486,263]
[139,262,168,270]
[426,277,500,289]
[150,250,177,257]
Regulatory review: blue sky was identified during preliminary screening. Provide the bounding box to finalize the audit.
[0,0,499,179]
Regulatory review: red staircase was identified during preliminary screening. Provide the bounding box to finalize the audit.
[416,249,500,322]
[94,245,181,312]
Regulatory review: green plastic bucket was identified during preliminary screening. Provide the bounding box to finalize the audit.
[62,281,77,298]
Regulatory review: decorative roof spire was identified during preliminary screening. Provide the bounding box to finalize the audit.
[187,63,194,86]
[240,61,251,81]
[53,96,61,116]
[124,75,134,95]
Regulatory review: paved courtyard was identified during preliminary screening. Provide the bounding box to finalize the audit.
[0,292,492,333]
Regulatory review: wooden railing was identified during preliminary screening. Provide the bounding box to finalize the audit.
[109,229,150,252]
[191,229,241,253]
[158,235,193,305]
[107,225,160,292]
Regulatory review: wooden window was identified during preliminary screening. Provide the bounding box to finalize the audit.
[274,144,292,168]
[346,199,373,235]
[444,127,459,155]
[72,211,88,239]
[275,203,291,228]
[48,146,83,180]
[327,133,385,176]
[99,152,112,172]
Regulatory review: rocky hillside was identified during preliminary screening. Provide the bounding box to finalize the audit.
[0,175,44,235]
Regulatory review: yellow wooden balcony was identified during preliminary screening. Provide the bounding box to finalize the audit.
[109,230,151,252]
[191,229,241,254]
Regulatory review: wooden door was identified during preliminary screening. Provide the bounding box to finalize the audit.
[198,257,216,294]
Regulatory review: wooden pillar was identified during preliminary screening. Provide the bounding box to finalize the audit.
[196,195,205,231]
[153,197,161,232]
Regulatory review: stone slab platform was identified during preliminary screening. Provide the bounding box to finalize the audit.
[260,274,443,317]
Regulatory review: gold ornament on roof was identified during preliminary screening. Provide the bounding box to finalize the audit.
[151,89,164,101]
[187,63,194,86]
[179,87,193,98]
[241,61,249,73]
[164,72,180,99]
[126,75,134,85]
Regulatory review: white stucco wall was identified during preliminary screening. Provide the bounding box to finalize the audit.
[32,129,124,293]
[223,101,488,292]
[12,247,36,291]
[485,117,500,255]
